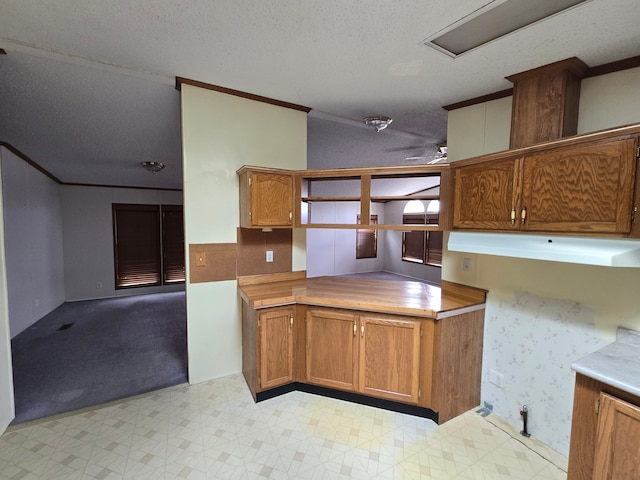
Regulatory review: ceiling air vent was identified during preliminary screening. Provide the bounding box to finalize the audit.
[423,0,590,58]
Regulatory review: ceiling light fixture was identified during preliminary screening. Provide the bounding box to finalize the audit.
[423,0,590,57]
[364,116,393,132]
[140,161,165,173]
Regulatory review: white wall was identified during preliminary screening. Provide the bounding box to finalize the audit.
[1,147,65,337]
[444,67,640,456]
[60,185,184,301]
[180,84,307,384]
[306,202,385,277]
[0,148,15,433]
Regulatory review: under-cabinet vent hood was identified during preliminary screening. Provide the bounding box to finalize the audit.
[448,232,640,267]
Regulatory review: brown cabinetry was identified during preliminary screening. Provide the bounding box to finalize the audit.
[592,393,640,479]
[453,136,638,235]
[259,307,294,390]
[238,167,294,228]
[359,314,421,404]
[568,373,640,479]
[242,304,295,399]
[306,308,422,405]
[240,276,487,423]
[306,308,359,392]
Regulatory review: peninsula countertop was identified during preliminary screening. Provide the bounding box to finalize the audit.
[238,273,486,319]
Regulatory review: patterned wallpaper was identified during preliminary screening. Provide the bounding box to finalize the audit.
[481,290,610,456]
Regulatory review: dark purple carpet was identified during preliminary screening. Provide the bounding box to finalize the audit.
[10,291,187,424]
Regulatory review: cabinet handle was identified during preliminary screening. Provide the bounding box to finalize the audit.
[510,207,516,225]
[290,315,293,328]
[521,206,527,224]
[353,321,357,336]
[289,210,292,223]
[361,324,364,337]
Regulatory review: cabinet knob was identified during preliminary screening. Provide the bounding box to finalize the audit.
[353,321,357,336]
[361,324,364,337]
[511,207,516,224]
[521,206,527,224]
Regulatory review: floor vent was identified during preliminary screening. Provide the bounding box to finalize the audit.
[57,323,74,331]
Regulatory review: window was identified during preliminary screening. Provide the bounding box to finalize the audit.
[356,215,378,259]
[113,204,185,289]
[162,205,186,284]
[401,213,443,267]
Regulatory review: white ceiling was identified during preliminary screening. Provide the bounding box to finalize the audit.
[1,0,639,190]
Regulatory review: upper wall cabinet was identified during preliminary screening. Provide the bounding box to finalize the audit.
[238,167,295,228]
[452,126,640,236]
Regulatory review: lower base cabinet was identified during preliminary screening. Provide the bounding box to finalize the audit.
[568,373,640,479]
[242,301,485,423]
[242,305,295,398]
[306,308,421,404]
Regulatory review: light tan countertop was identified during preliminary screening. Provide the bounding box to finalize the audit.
[238,272,486,319]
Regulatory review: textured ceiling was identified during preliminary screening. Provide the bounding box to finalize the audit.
[1,0,639,189]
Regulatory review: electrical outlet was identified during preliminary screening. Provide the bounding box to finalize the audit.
[463,257,473,272]
[96,282,102,289]
[489,369,504,388]
[266,250,274,262]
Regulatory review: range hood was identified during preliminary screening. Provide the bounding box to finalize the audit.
[448,232,640,267]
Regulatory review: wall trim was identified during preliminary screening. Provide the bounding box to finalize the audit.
[443,55,640,111]
[0,141,62,183]
[443,89,513,112]
[0,141,182,192]
[175,77,311,113]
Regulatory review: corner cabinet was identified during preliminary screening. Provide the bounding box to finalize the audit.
[238,167,294,228]
[453,130,639,235]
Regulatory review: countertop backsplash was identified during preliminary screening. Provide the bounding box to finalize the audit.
[481,290,610,457]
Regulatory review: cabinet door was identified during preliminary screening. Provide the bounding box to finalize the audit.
[521,138,637,233]
[306,308,358,392]
[250,172,294,227]
[359,315,421,404]
[593,392,640,480]
[259,307,294,390]
[453,157,522,230]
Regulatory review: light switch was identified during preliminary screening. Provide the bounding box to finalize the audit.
[196,252,207,266]
[266,250,274,263]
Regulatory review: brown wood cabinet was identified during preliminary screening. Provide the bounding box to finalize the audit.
[242,304,295,398]
[592,393,640,479]
[453,136,638,235]
[306,308,359,392]
[259,307,294,390]
[305,308,422,404]
[239,275,487,423]
[568,373,640,479]
[359,313,421,404]
[238,167,294,228]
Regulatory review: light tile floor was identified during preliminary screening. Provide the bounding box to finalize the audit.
[0,374,567,479]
